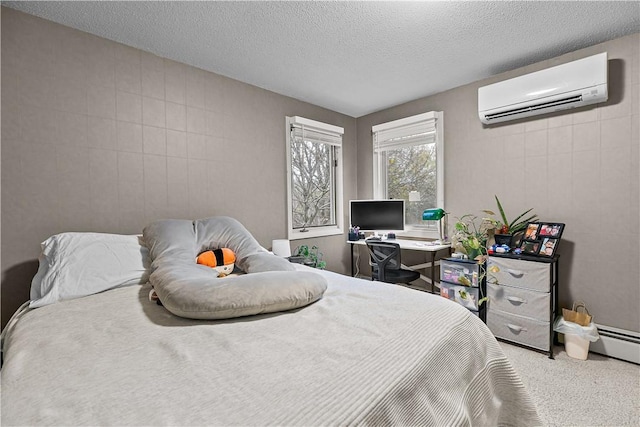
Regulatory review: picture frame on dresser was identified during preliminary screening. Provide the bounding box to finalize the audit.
[520,222,564,258]
[538,237,558,257]
[538,222,564,238]
[519,240,540,255]
[523,223,540,240]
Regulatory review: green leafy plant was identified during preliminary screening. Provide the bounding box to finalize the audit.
[448,219,491,306]
[484,195,538,235]
[458,288,488,307]
[293,245,326,269]
[451,213,498,260]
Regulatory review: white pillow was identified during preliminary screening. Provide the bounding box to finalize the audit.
[30,232,150,308]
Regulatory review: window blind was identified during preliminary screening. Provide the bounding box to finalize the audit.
[373,112,438,152]
[290,125,342,147]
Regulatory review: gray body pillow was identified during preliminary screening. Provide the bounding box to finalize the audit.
[143,216,327,320]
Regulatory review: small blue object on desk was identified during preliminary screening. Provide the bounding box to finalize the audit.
[387,232,396,239]
[488,244,511,255]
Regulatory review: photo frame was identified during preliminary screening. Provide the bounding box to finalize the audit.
[538,222,564,239]
[519,222,565,257]
[538,237,559,257]
[523,223,540,240]
[520,240,540,255]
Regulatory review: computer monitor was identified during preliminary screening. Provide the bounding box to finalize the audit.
[349,200,405,233]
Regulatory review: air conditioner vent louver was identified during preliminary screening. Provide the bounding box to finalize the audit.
[478,53,608,124]
[484,94,583,121]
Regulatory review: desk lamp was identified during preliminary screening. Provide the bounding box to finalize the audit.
[422,208,448,242]
[272,239,291,257]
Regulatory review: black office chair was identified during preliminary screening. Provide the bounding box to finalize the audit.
[366,241,421,284]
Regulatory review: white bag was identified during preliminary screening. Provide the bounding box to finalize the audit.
[553,316,600,342]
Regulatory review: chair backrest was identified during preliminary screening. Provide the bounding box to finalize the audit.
[366,241,402,282]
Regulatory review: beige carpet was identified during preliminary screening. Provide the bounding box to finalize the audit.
[500,342,640,426]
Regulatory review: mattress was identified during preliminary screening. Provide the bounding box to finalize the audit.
[1,266,541,426]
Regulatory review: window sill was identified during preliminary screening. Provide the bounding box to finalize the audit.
[288,226,344,240]
[395,228,441,240]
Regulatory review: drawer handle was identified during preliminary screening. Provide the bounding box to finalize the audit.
[506,268,524,277]
[507,323,527,333]
[506,296,527,304]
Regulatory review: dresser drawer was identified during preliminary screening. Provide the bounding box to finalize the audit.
[440,259,481,287]
[440,282,482,311]
[487,309,550,351]
[487,257,551,292]
[487,283,550,321]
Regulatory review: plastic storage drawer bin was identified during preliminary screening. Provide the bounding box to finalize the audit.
[440,258,481,287]
[440,282,482,311]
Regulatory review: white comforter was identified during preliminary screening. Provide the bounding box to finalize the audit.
[1,267,541,426]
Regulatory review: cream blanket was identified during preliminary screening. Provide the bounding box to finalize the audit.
[1,267,541,426]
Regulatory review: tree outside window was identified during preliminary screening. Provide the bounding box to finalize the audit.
[286,116,344,240]
[290,138,336,229]
[372,111,444,236]
[386,143,436,225]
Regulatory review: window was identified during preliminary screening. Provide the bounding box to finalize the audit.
[286,116,344,240]
[372,111,444,237]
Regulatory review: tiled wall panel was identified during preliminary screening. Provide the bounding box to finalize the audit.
[357,33,640,332]
[1,8,357,326]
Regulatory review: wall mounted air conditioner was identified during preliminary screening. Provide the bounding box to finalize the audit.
[478,52,608,124]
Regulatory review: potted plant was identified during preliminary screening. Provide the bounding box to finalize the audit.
[484,195,538,247]
[451,214,498,261]
[292,245,326,269]
[450,214,494,307]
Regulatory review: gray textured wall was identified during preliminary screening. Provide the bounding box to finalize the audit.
[357,34,640,332]
[2,7,638,333]
[1,8,357,327]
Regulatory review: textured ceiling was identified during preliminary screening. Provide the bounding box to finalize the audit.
[4,1,639,117]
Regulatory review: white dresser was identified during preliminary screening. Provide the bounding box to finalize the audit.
[486,255,559,358]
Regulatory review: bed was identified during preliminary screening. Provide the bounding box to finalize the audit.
[1,219,541,426]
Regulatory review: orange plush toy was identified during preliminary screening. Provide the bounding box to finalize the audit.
[196,248,236,277]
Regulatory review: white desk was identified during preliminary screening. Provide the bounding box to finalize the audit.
[348,238,451,292]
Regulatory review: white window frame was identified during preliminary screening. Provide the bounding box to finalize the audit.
[372,111,444,239]
[286,116,344,240]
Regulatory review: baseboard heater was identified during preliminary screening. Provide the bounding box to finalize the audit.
[589,324,640,365]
